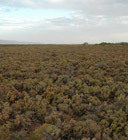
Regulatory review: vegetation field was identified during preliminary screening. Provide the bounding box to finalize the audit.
[0,44,128,140]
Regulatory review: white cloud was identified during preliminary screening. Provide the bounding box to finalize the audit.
[0,18,40,30]
[0,8,2,11]
[0,14,128,43]
[0,0,128,16]
[49,0,63,4]
[0,0,128,43]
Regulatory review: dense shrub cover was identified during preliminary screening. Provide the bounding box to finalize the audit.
[0,44,128,140]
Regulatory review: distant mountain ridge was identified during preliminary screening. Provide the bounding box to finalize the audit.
[0,40,37,44]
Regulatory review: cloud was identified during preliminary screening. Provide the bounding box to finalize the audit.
[0,0,128,43]
[0,14,128,43]
[0,18,40,30]
[0,0,128,16]
[0,8,2,11]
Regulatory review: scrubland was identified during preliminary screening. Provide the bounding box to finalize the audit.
[0,44,128,140]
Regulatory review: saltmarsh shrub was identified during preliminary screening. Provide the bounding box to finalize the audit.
[30,123,60,140]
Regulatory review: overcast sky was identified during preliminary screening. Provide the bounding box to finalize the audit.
[0,0,128,44]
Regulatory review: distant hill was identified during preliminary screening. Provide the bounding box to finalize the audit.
[0,40,37,44]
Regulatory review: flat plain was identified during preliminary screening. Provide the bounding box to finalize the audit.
[0,44,128,140]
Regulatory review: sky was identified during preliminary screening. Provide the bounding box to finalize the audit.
[0,0,128,44]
